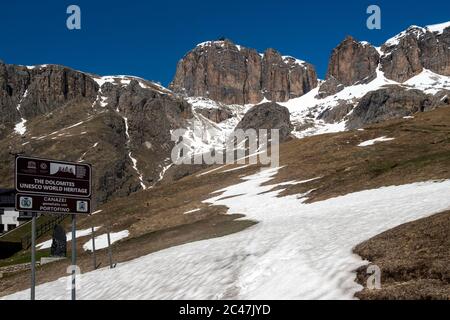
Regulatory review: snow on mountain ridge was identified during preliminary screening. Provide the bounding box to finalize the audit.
[425,21,450,35]
[194,40,309,67]
[282,55,308,68]
[383,21,450,48]
[384,25,426,47]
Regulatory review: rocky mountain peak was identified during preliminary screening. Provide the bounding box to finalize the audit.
[194,39,240,52]
[0,62,99,137]
[318,21,450,97]
[169,41,318,105]
[379,21,450,82]
[328,35,380,86]
[317,36,380,97]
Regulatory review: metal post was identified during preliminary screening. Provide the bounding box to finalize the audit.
[71,214,76,300]
[91,227,97,270]
[107,231,113,268]
[30,212,36,300]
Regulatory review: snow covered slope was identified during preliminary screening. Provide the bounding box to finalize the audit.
[174,97,253,158]
[4,168,450,300]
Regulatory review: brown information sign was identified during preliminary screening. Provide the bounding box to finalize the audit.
[15,156,92,198]
[15,194,91,215]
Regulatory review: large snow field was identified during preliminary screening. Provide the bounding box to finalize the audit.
[3,167,450,300]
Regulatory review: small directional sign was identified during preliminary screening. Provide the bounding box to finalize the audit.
[15,156,92,198]
[15,194,91,215]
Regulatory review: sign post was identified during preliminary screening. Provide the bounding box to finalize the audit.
[71,215,76,300]
[107,231,113,268]
[91,227,97,270]
[30,212,36,300]
[15,156,92,301]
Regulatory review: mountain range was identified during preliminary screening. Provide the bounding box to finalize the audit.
[1,21,449,205]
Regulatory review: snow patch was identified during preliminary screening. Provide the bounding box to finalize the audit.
[426,21,450,35]
[282,56,307,68]
[158,162,173,182]
[222,164,252,173]
[358,136,395,147]
[403,69,450,95]
[14,118,27,135]
[196,40,227,48]
[79,142,100,162]
[16,89,29,111]
[384,25,426,47]
[183,208,201,215]
[123,116,146,190]
[83,230,129,252]
[37,227,101,250]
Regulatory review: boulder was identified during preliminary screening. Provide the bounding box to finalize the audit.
[347,86,450,129]
[235,102,293,142]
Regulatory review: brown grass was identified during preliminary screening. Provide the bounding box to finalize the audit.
[354,211,450,300]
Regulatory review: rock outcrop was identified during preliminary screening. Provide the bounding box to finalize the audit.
[326,37,380,86]
[347,87,450,129]
[170,40,318,104]
[235,102,293,141]
[318,23,450,98]
[318,101,355,124]
[380,27,424,82]
[195,107,233,123]
[0,63,98,137]
[381,24,450,82]
[98,78,193,189]
[318,37,380,98]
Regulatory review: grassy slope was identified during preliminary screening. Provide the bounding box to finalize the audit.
[1,106,450,298]
[354,211,450,300]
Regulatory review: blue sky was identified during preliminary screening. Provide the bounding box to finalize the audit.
[1,0,449,86]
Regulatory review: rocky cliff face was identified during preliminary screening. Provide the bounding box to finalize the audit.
[318,23,450,98]
[381,25,450,82]
[326,37,380,86]
[97,78,193,190]
[170,40,318,104]
[318,37,380,98]
[0,63,98,138]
